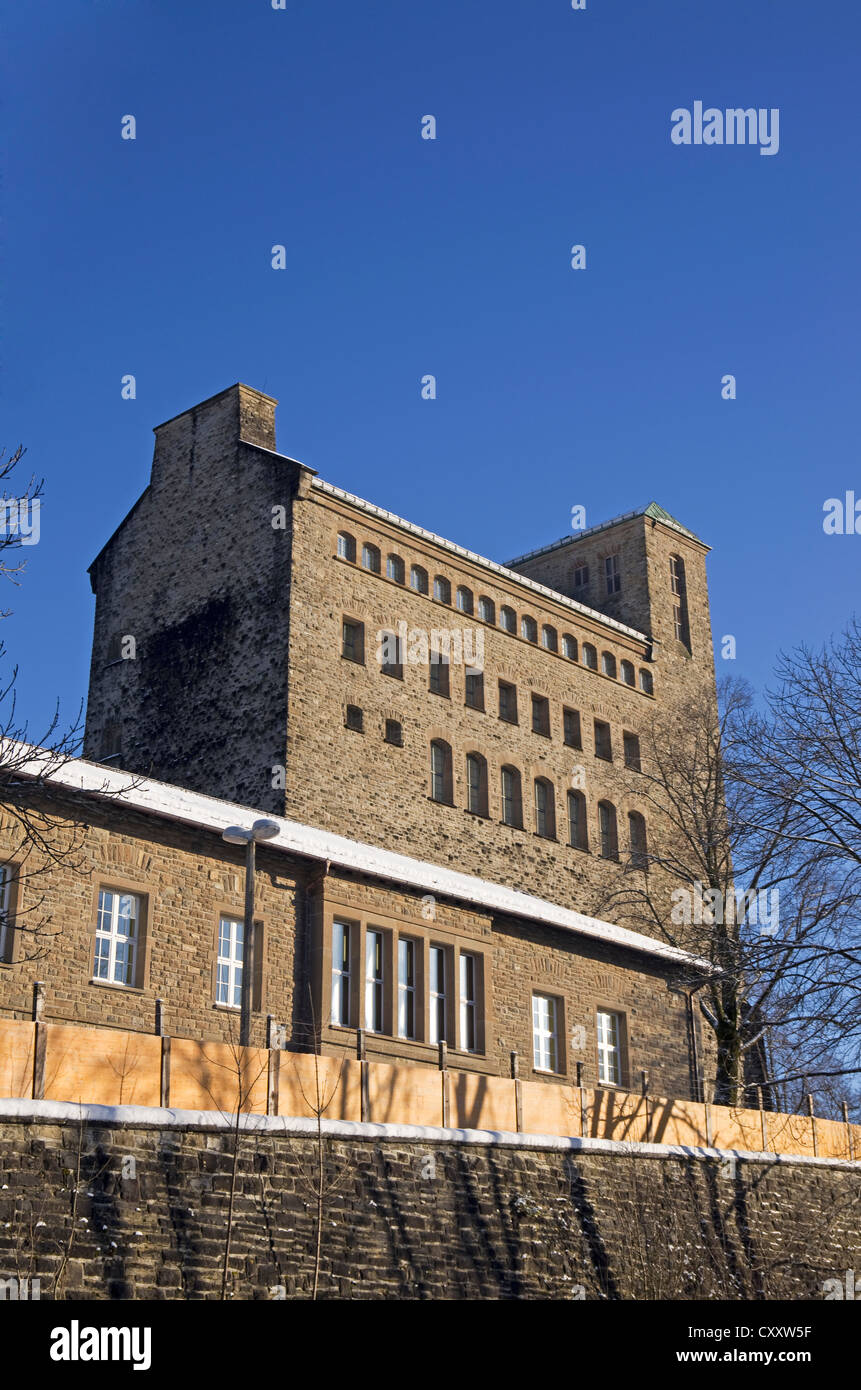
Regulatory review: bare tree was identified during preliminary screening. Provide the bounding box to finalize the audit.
[592,677,861,1113]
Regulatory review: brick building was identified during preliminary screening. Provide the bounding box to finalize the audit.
[0,383,722,1098]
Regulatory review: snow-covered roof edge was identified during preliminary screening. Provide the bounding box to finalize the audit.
[309,477,651,646]
[11,743,710,973]
[0,1100,853,1170]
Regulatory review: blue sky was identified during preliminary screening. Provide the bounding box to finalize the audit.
[4,0,860,739]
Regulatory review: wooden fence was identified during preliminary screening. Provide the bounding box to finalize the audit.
[0,1018,857,1161]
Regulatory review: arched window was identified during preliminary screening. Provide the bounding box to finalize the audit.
[434,575,451,604]
[628,811,648,869]
[478,596,495,624]
[568,791,588,851]
[562,634,578,661]
[362,543,381,574]
[582,643,598,670]
[620,659,635,686]
[521,615,538,643]
[387,553,405,584]
[456,586,473,615]
[466,753,489,817]
[500,605,516,633]
[541,625,558,653]
[337,532,356,562]
[430,740,453,804]
[601,651,617,679]
[410,564,428,595]
[598,801,619,860]
[639,668,654,696]
[670,554,691,648]
[534,778,556,839]
[500,766,523,828]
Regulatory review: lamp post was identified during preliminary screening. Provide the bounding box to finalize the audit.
[221,819,280,1046]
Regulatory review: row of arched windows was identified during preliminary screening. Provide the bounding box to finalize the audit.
[337,531,655,696]
[429,741,648,864]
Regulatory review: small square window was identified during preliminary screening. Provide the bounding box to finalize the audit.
[384,718,403,746]
[345,704,364,732]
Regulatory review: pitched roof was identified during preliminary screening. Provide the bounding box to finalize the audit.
[504,502,708,568]
[11,742,710,973]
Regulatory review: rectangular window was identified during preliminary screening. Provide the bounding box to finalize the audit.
[594,719,612,761]
[429,945,447,1044]
[531,694,551,738]
[465,670,484,710]
[364,929,384,1033]
[498,680,518,724]
[216,915,243,1007]
[563,707,582,749]
[397,938,417,1040]
[331,921,351,1026]
[342,618,364,664]
[573,564,589,590]
[0,865,12,962]
[93,889,140,986]
[623,732,641,771]
[532,994,559,1073]
[429,650,450,697]
[605,555,621,595]
[459,953,477,1053]
[597,1010,622,1085]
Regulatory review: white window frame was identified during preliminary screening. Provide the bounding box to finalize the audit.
[532,993,559,1073]
[93,888,140,987]
[216,914,244,1008]
[429,945,447,1044]
[459,952,477,1053]
[397,938,416,1040]
[364,928,384,1033]
[331,920,351,1026]
[0,865,11,961]
[597,1009,622,1085]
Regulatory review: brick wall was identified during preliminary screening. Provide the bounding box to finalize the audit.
[0,1110,857,1300]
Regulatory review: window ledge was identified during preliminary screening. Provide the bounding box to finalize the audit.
[89,978,145,994]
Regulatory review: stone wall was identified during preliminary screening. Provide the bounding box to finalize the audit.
[0,1105,858,1301]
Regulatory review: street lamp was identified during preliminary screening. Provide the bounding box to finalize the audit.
[221,818,280,1046]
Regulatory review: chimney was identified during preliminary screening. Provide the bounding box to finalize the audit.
[149,384,278,491]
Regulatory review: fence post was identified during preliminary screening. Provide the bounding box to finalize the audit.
[807,1092,818,1157]
[155,998,165,1037]
[640,1069,650,1142]
[704,1080,713,1149]
[439,1041,449,1128]
[576,1061,585,1138]
[266,1016,280,1117]
[159,1035,171,1108]
[32,981,44,1022]
[511,1051,522,1133]
[356,1028,369,1122]
[843,1102,855,1162]
[757,1085,767,1152]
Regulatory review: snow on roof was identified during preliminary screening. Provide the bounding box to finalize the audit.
[310,477,650,645]
[11,743,710,973]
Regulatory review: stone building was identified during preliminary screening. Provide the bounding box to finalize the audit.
[83,384,715,936]
[0,383,722,1097]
